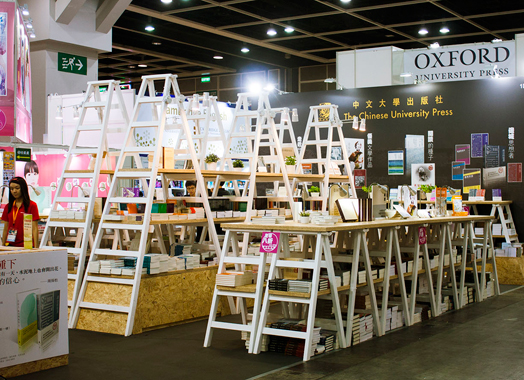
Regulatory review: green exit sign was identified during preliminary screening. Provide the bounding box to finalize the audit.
[58,52,87,76]
[201,76,211,83]
[15,148,31,162]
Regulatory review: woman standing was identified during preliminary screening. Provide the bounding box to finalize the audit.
[2,177,40,247]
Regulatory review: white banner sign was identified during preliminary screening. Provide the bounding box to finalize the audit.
[0,249,68,368]
[404,41,515,83]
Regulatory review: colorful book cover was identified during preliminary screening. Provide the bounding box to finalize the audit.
[17,289,39,347]
[37,290,60,351]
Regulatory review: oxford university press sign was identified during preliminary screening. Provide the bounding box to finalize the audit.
[404,41,515,83]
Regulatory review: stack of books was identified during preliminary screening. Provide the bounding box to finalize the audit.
[288,279,312,293]
[99,259,125,274]
[178,254,200,269]
[215,271,253,287]
[68,255,77,272]
[318,330,336,353]
[88,260,100,273]
[269,279,289,291]
[355,292,371,310]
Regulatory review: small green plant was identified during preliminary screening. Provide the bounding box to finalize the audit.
[309,185,320,193]
[285,156,296,165]
[299,211,310,217]
[232,159,244,168]
[361,185,372,193]
[205,153,219,163]
[420,184,435,193]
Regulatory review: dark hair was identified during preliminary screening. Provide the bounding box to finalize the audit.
[185,180,197,188]
[24,160,39,177]
[8,177,31,213]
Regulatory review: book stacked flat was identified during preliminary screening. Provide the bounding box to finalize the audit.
[87,261,100,273]
[320,275,340,289]
[215,271,253,287]
[178,254,200,269]
[316,299,334,319]
[288,279,312,293]
[268,279,289,291]
[335,270,350,286]
[318,330,336,353]
[359,314,374,343]
[99,259,124,274]
[355,292,371,310]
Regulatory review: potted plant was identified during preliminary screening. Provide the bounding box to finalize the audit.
[232,159,244,172]
[205,153,219,171]
[362,185,373,197]
[299,210,310,223]
[284,155,296,174]
[420,184,435,200]
[309,185,320,197]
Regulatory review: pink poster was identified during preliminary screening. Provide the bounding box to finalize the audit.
[259,232,280,254]
[0,105,14,135]
[15,9,31,142]
[0,2,15,106]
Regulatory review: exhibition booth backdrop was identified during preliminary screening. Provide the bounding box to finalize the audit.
[271,76,524,235]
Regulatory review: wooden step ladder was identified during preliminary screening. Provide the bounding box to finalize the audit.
[71,74,197,336]
[39,80,129,327]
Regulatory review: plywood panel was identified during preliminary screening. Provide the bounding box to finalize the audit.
[487,256,524,285]
[0,354,68,378]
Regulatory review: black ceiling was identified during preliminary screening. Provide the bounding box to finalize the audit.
[98,0,524,84]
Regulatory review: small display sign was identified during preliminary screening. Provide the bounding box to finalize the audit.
[15,147,31,162]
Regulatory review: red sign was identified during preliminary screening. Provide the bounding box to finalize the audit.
[418,227,427,245]
[260,232,280,253]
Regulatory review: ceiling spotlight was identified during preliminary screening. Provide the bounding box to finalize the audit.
[241,46,249,53]
[418,28,428,35]
[21,4,29,16]
[145,25,155,32]
[128,65,136,68]
[213,54,223,60]
[161,0,172,3]
[341,0,351,3]
[324,78,336,83]
[284,26,294,33]
[359,118,366,131]
[25,19,32,29]
[264,83,275,92]
[29,31,35,38]
[400,72,412,77]
[267,27,277,36]
[439,26,450,34]
[352,116,359,130]
[430,42,440,49]
[152,41,162,46]
[138,64,147,68]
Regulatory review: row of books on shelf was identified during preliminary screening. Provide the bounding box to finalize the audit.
[50,210,87,220]
[267,278,330,293]
[495,243,523,257]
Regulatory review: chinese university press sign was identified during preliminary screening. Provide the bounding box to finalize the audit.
[404,41,515,83]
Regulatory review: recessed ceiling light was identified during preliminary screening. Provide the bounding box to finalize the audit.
[284,26,294,33]
[267,27,277,36]
[430,42,440,49]
[128,65,136,68]
[492,38,502,43]
[161,0,172,3]
[439,26,450,34]
[145,25,155,32]
[152,41,162,45]
[138,64,148,68]
[241,46,249,53]
[341,0,351,3]
[418,28,428,35]
[213,54,223,60]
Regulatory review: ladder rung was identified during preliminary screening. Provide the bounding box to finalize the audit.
[229,133,256,138]
[99,222,146,230]
[269,294,314,304]
[275,259,316,269]
[210,321,253,332]
[223,256,263,265]
[62,172,95,179]
[94,249,140,257]
[55,197,90,203]
[46,220,86,228]
[78,301,131,313]
[77,124,103,131]
[124,147,156,153]
[262,327,308,339]
[68,273,77,280]
[66,248,83,255]
[83,101,106,108]
[110,197,148,204]
[86,275,135,285]
[71,148,99,155]
[215,289,257,298]
[115,171,153,178]
[138,97,164,104]
[131,121,161,128]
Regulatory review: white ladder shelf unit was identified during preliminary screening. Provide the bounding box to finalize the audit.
[40,80,129,327]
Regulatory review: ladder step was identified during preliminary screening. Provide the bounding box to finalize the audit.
[269,294,314,304]
[124,147,156,153]
[62,172,95,179]
[215,289,257,298]
[275,259,316,269]
[210,321,253,332]
[99,222,146,230]
[115,170,153,178]
[110,197,148,204]
[77,124,104,131]
[94,249,140,257]
[68,273,77,280]
[83,101,106,108]
[55,197,90,203]
[302,140,341,146]
[229,133,256,138]
[66,247,83,255]
[86,275,135,285]
[46,221,87,228]
[71,148,99,155]
[131,121,161,128]
[138,97,164,104]
[78,301,131,313]
[223,256,264,265]
[262,327,308,339]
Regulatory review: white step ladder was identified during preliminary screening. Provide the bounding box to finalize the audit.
[39,80,129,327]
[295,104,357,210]
[71,74,195,336]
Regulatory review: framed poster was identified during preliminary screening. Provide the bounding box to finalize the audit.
[455,144,470,165]
[452,161,466,181]
[470,133,489,158]
[463,168,481,193]
[508,163,522,183]
[388,150,404,175]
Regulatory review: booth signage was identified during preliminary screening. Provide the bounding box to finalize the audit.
[201,76,211,83]
[260,232,280,254]
[15,147,31,162]
[404,41,515,83]
[58,52,87,76]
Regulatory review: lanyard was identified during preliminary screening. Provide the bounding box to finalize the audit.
[11,205,21,226]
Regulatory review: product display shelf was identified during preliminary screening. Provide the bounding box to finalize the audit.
[39,80,129,328]
[210,215,496,360]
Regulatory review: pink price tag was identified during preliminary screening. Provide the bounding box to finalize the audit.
[260,232,280,254]
[418,227,427,245]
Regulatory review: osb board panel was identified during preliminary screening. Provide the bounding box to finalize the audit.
[68,279,74,301]
[76,309,127,335]
[0,354,68,378]
[486,256,524,285]
[83,281,132,306]
[133,267,221,334]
